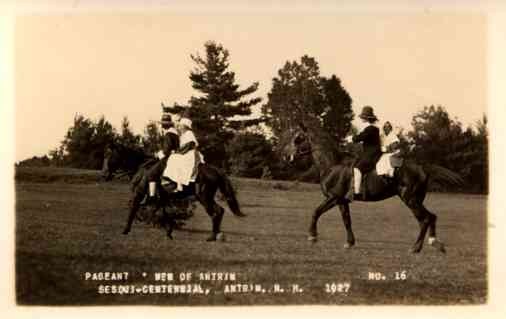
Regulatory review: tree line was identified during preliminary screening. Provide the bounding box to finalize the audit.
[19,41,488,193]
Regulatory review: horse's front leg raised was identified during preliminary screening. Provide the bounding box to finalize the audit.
[308,195,339,242]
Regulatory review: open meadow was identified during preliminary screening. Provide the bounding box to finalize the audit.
[15,167,487,305]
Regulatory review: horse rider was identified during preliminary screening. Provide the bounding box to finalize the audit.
[350,106,382,197]
[162,117,203,194]
[380,121,400,154]
[148,114,180,198]
[157,114,180,156]
[377,121,402,177]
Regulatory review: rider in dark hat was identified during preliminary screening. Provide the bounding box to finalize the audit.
[147,114,180,200]
[351,106,382,196]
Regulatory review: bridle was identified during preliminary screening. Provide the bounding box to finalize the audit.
[292,133,317,158]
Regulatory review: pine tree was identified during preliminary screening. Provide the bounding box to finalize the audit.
[118,116,141,149]
[61,114,116,169]
[165,41,262,168]
[142,120,163,156]
[262,56,353,143]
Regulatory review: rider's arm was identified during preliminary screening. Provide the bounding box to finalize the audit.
[177,131,198,154]
[178,141,196,154]
[386,141,401,153]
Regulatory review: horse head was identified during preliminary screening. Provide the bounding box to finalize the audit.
[280,124,312,165]
[282,114,353,171]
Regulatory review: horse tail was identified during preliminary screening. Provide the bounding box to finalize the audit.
[423,164,465,188]
[217,173,245,217]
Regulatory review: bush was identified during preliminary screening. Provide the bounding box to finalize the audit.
[226,132,274,178]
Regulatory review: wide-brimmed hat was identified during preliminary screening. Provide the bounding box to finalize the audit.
[358,106,378,121]
[179,117,192,129]
[161,113,172,122]
[161,114,173,128]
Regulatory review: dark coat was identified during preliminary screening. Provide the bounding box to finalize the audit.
[161,132,180,156]
[352,124,382,173]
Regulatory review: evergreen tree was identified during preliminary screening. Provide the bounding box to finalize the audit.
[61,114,116,169]
[226,132,274,178]
[118,116,141,149]
[165,41,262,168]
[262,56,353,180]
[142,120,163,156]
[62,114,96,168]
[321,75,354,142]
[262,55,353,143]
[407,106,488,193]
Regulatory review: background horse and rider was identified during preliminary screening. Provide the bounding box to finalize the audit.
[281,107,464,253]
[101,134,245,241]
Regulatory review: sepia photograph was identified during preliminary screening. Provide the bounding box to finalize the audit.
[3,0,506,316]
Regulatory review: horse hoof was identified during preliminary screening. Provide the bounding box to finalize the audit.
[428,237,446,253]
[308,235,318,243]
[431,241,446,254]
[216,232,226,242]
[344,243,354,249]
[206,235,217,242]
[122,230,130,235]
[410,247,421,254]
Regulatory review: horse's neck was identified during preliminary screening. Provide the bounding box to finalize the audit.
[309,138,337,175]
[122,147,149,170]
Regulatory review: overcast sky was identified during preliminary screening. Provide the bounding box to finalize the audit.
[15,10,486,161]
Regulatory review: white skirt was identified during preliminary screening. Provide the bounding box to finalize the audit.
[163,150,204,186]
[164,151,195,186]
[377,153,394,176]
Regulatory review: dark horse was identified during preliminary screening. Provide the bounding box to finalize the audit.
[101,140,245,241]
[283,115,463,253]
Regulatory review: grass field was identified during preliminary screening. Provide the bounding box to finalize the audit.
[15,167,487,305]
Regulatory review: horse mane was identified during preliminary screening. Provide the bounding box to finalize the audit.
[301,115,345,165]
[110,141,154,172]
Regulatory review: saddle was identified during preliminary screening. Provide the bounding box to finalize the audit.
[348,163,400,201]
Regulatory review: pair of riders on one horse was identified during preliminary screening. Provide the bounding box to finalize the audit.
[349,105,401,199]
[148,114,203,200]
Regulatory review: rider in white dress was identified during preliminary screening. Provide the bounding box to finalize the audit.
[377,121,401,177]
[163,117,202,191]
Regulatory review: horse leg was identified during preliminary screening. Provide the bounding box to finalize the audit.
[423,205,446,253]
[209,203,225,241]
[400,194,433,253]
[196,183,224,242]
[123,188,145,235]
[160,207,176,239]
[338,203,355,249]
[200,201,224,242]
[308,195,340,242]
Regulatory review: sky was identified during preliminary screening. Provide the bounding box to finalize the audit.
[14,10,487,161]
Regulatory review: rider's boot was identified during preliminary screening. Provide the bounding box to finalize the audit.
[142,181,158,206]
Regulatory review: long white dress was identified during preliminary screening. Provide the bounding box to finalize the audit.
[163,130,200,189]
[377,131,400,176]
